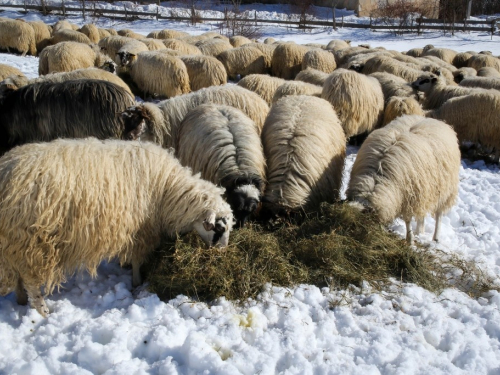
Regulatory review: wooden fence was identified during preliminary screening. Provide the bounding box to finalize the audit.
[0,3,497,35]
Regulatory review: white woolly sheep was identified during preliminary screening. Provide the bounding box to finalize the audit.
[217,46,267,80]
[271,43,311,79]
[347,115,460,243]
[411,72,487,110]
[195,38,233,57]
[426,90,500,160]
[321,69,384,138]
[147,29,190,39]
[98,36,148,63]
[0,18,36,56]
[383,96,424,126]
[98,28,111,39]
[272,80,322,103]
[262,95,346,213]
[342,50,393,71]
[121,85,270,149]
[369,72,419,102]
[452,52,474,68]
[176,104,266,226]
[26,67,132,94]
[125,51,190,99]
[453,67,477,83]
[467,54,500,72]
[263,37,276,44]
[325,39,350,51]
[361,56,427,83]
[50,29,92,45]
[179,55,227,92]
[0,63,25,81]
[295,68,329,86]
[405,48,423,57]
[302,48,337,73]
[79,23,100,43]
[459,76,500,91]
[229,35,252,47]
[139,38,167,51]
[114,38,150,68]
[241,42,276,71]
[162,39,201,55]
[334,46,375,66]
[422,47,457,65]
[52,20,74,33]
[237,74,285,105]
[0,138,233,316]
[477,67,500,78]
[38,41,113,75]
[28,20,51,53]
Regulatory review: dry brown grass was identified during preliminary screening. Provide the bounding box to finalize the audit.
[144,203,497,302]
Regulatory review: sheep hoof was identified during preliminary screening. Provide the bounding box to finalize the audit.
[35,300,49,317]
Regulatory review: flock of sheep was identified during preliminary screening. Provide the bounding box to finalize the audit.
[0,16,499,317]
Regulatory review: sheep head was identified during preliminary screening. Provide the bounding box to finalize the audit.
[116,51,136,67]
[193,210,234,248]
[411,73,439,92]
[121,105,154,142]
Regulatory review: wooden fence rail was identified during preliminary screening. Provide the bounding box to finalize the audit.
[0,3,497,35]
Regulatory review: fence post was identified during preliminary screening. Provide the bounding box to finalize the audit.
[24,0,27,13]
[156,5,159,21]
[62,0,65,18]
[341,15,344,28]
[125,5,127,21]
[255,10,257,27]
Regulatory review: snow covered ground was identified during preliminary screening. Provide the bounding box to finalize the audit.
[1,6,500,374]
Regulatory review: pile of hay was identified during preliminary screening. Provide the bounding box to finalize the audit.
[144,203,495,302]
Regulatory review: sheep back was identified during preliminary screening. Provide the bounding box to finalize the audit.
[295,68,329,86]
[271,43,311,79]
[237,74,285,105]
[179,55,227,92]
[272,80,322,103]
[383,96,424,126]
[302,48,337,73]
[0,19,36,56]
[262,95,346,211]
[217,46,267,80]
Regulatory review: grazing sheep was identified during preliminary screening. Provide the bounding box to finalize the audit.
[97,28,111,39]
[467,54,500,72]
[196,38,233,57]
[105,28,118,36]
[369,72,419,102]
[50,29,92,45]
[347,115,460,243]
[79,23,100,43]
[271,43,311,79]
[411,72,487,110]
[237,74,285,105]
[322,69,384,138]
[426,91,500,159]
[147,29,190,39]
[453,67,477,83]
[406,48,423,57]
[162,39,201,54]
[229,35,252,47]
[125,51,190,99]
[0,18,36,56]
[218,46,267,80]
[241,42,276,71]
[334,47,376,66]
[24,68,132,94]
[263,37,276,44]
[28,20,51,53]
[459,76,500,91]
[361,56,426,83]
[383,96,424,126]
[0,79,136,152]
[121,85,270,149]
[295,68,329,86]
[52,20,74,32]
[343,50,393,71]
[262,95,346,213]
[114,39,150,68]
[139,38,167,51]
[325,39,350,51]
[272,80,322,103]
[477,67,500,78]
[179,55,227,92]
[177,104,266,226]
[422,47,457,65]
[452,52,474,68]
[302,48,337,73]
[38,41,113,75]
[0,138,233,317]
[0,63,25,81]
[98,36,148,63]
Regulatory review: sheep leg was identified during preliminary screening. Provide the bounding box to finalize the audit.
[132,260,142,288]
[405,219,414,244]
[433,212,442,242]
[16,277,28,306]
[25,285,49,317]
[494,150,500,164]
[416,218,425,236]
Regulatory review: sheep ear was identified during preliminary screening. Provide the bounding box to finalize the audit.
[431,77,438,83]
[434,70,441,76]
[203,211,216,232]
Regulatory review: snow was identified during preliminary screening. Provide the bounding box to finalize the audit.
[0,4,500,374]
